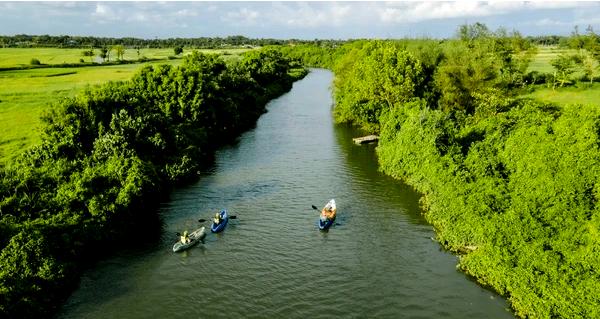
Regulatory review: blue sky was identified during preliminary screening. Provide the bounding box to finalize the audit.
[0,1,599,39]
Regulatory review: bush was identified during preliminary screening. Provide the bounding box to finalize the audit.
[0,49,303,318]
[303,28,600,317]
[29,58,41,65]
[523,71,551,85]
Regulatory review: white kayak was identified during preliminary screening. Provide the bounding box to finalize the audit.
[173,226,207,252]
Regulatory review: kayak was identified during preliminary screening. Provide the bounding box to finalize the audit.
[211,209,229,233]
[173,226,206,252]
[318,199,337,230]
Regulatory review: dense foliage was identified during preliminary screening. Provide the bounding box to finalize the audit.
[272,44,340,68]
[0,49,304,318]
[283,24,600,317]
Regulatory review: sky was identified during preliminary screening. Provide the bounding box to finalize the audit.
[0,1,599,40]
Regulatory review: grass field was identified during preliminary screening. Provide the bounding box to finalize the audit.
[0,48,172,67]
[523,45,600,107]
[523,83,600,107]
[0,47,252,164]
[527,46,581,73]
[0,47,251,68]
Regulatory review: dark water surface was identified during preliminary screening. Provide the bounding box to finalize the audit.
[59,69,513,318]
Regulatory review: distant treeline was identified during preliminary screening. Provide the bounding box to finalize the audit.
[0,32,590,50]
[0,49,306,318]
[527,35,565,46]
[278,23,600,318]
[0,34,345,49]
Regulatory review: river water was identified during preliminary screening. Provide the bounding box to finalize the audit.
[58,69,512,318]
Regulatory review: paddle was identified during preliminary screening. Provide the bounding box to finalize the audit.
[313,205,327,220]
[198,215,237,223]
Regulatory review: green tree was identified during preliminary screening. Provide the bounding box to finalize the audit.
[457,22,491,42]
[173,46,183,55]
[333,41,424,131]
[82,48,94,63]
[576,52,598,84]
[113,45,125,61]
[569,25,586,50]
[550,54,577,88]
[100,46,111,62]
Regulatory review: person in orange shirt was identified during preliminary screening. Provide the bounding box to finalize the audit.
[321,206,335,220]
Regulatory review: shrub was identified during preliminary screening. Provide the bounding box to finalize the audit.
[0,49,302,318]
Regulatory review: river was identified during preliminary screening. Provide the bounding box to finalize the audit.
[58,69,512,318]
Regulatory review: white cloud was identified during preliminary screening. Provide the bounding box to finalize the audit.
[91,4,120,23]
[223,8,260,26]
[130,13,149,22]
[43,2,79,9]
[175,9,199,17]
[534,18,569,27]
[260,2,352,28]
[379,2,509,24]
[0,3,15,10]
[526,1,590,10]
[376,1,596,24]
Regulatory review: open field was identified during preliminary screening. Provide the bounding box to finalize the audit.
[0,48,253,163]
[0,60,183,163]
[523,83,600,107]
[0,47,252,68]
[0,48,172,67]
[527,46,581,73]
[523,46,600,107]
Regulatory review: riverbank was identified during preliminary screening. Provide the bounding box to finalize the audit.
[0,49,306,318]
[284,35,599,317]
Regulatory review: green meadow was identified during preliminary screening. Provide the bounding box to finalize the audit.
[524,83,600,107]
[524,45,599,107]
[527,46,580,73]
[0,48,171,67]
[0,47,251,68]
[0,47,251,163]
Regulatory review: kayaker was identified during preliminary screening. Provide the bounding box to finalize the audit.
[213,212,221,225]
[180,230,190,244]
[322,207,334,220]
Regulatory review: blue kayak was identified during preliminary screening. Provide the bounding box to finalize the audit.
[318,215,336,230]
[211,209,228,233]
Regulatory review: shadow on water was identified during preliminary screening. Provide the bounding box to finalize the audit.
[333,123,426,225]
